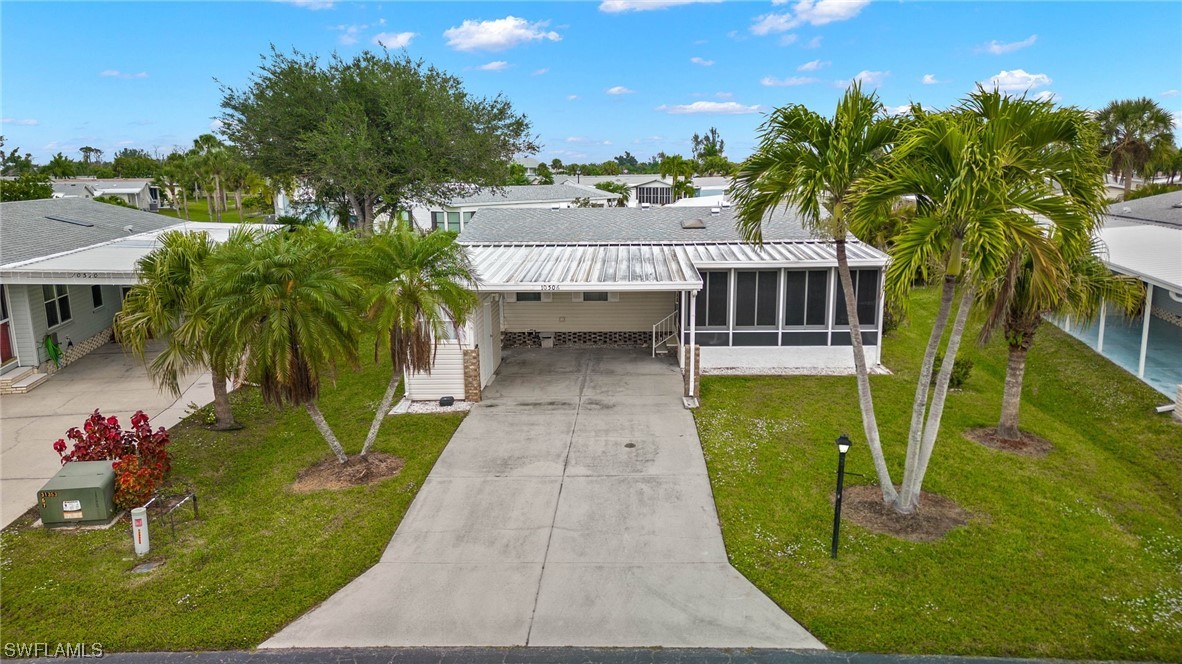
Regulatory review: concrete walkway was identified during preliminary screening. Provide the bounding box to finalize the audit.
[0,341,213,528]
[263,348,822,650]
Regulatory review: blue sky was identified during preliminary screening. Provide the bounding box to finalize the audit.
[2,1,1180,165]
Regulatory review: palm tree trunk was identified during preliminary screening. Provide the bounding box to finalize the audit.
[997,345,1027,440]
[306,401,349,463]
[181,190,190,220]
[836,239,897,504]
[898,281,975,511]
[235,189,244,223]
[205,190,214,221]
[209,367,241,430]
[361,372,402,456]
[898,274,957,509]
[1123,167,1134,198]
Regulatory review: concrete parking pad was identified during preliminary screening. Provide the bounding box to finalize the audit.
[0,342,214,528]
[262,348,823,650]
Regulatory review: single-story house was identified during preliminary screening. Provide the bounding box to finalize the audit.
[1060,190,1182,399]
[411,184,620,233]
[0,198,268,393]
[561,175,733,208]
[50,178,162,211]
[403,206,888,404]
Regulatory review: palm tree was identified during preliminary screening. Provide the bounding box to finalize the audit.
[979,240,1142,440]
[1095,97,1176,197]
[192,134,229,221]
[594,180,630,207]
[206,227,362,462]
[43,152,76,178]
[659,154,695,203]
[115,230,241,430]
[354,227,478,456]
[852,88,1108,513]
[731,83,901,504]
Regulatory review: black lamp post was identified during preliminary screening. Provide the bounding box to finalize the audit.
[831,434,852,559]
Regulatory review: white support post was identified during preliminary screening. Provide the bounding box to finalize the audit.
[1096,299,1107,353]
[1138,284,1153,378]
[688,290,698,399]
[874,269,886,365]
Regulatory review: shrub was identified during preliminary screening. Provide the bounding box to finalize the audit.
[931,353,974,390]
[53,410,171,509]
[1123,182,1182,202]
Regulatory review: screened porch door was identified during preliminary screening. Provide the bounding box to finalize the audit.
[1,287,14,365]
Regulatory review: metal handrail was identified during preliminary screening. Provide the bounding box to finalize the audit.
[651,311,679,357]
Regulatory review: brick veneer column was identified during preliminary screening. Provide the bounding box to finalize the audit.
[462,349,482,402]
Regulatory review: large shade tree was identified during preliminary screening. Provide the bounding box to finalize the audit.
[852,88,1108,513]
[1095,97,1176,198]
[115,230,241,430]
[354,227,478,456]
[219,49,538,235]
[731,83,901,503]
[206,227,361,462]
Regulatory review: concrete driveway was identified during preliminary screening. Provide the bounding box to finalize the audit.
[0,342,213,528]
[263,348,822,649]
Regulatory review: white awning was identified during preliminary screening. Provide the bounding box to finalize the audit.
[683,240,885,268]
[0,222,282,285]
[1099,221,1182,292]
[464,243,703,292]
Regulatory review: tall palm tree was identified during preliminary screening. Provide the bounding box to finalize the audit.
[192,134,229,221]
[659,154,695,203]
[206,227,362,462]
[1095,97,1176,198]
[115,230,241,430]
[852,88,1107,513]
[731,83,901,504]
[979,240,1142,440]
[353,227,478,456]
[594,180,630,207]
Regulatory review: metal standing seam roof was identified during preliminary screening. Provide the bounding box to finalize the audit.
[462,240,887,292]
[1097,222,1182,292]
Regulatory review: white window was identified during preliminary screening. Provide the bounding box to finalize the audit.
[43,285,72,328]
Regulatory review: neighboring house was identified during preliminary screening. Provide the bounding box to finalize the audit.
[402,206,888,403]
[561,175,733,208]
[513,157,540,178]
[0,198,269,393]
[1060,190,1182,398]
[49,178,162,211]
[412,184,620,233]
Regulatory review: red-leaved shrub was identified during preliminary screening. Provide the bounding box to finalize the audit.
[53,409,171,509]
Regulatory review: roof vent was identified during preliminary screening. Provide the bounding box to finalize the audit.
[551,205,561,210]
[710,207,721,215]
[1172,202,1182,209]
[681,218,706,229]
[721,201,731,208]
[641,203,651,210]
[1122,206,1132,212]
[45,215,95,228]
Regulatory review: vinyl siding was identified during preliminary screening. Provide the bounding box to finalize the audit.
[23,284,121,364]
[404,341,466,401]
[503,291,676,332]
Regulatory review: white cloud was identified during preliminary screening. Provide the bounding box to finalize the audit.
[443,16,561,52]
[985,69,1052,92]
[209,119,224,132]
[2,117,39,126]
[885,104,911,116]
[100,69,148,79]
[921,73,941,85]
[715,91,733,99]
[761,75,818,87]
[606,85,635,95]
[1161,89,1181,98]
[803,35,823,49]
[599,0,720,13]
[476,60,510,71]
[656,101,762,115]
[690,56,714,66]
[567,94,579,101]
[981,34,1037,55]
[778,34,798,46]
[115,140,136,146]
[797,59,830,72]
[633,135,666,144]
[1033,90,1060,103]
[532,68,549,76]
[836,70,889,88]
[565,136,612,145]
[277,0,333,10]
[372,31,416,48]
[751,0,870,35]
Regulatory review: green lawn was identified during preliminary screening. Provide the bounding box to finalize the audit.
[157,198,267,224]
[696,286,1182,661]
[0,361,462,651]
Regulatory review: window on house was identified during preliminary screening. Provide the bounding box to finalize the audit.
[515,292,543,302]
[784,270,829,327]
[43,285,72,328]
[694,271,730,327]
[636,186,672,206]
[735,271,778,327]
[447,211,461,232]
[463,211,475,228]
[91,285,104,309]
[834,270,880,326]
[581,292,610,302]
[431,211,444,231]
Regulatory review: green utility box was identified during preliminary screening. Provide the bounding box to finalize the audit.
[37,461,117,527]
